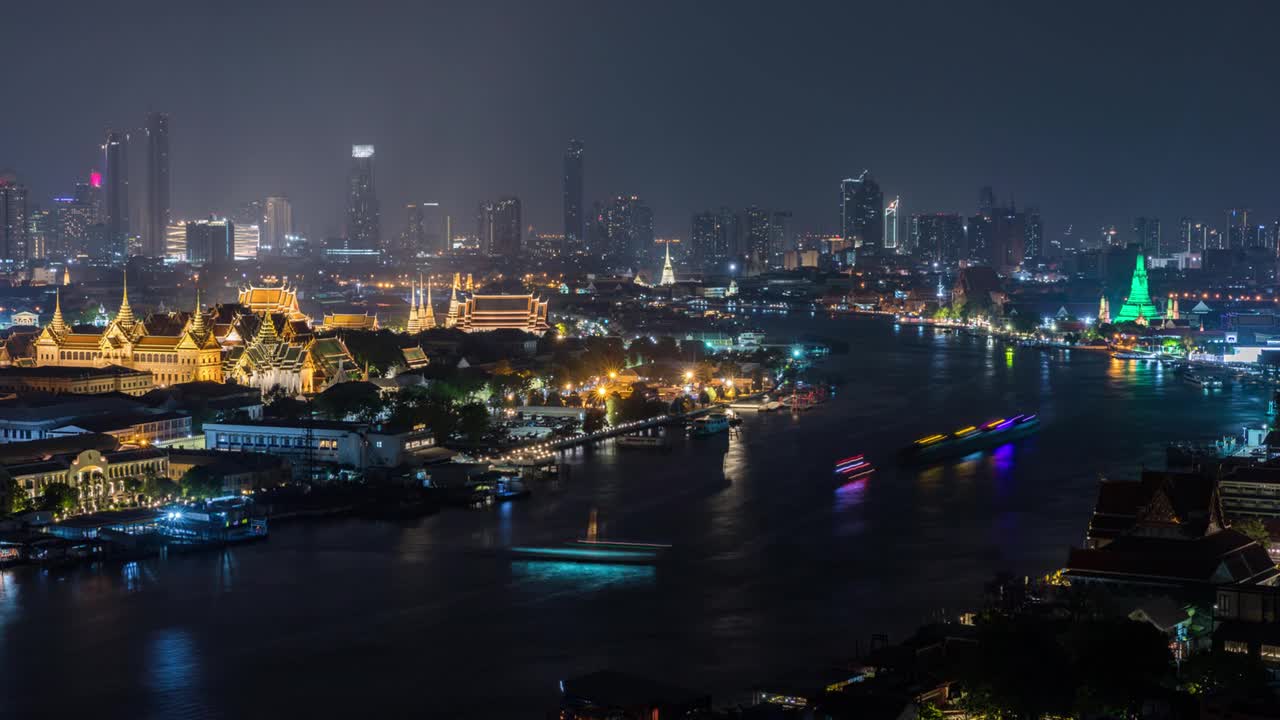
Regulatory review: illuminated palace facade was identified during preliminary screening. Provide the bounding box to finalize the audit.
[34,279,223,386]
[33,280,355,396]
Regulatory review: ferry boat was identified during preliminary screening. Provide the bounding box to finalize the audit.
[899,414,1040,464]
[1111,350,1154,361]
[616,433,671,450]
[1184,372,1224,389]
[833,454,875,482]
[691,412,730,436]
[509,511,670,565]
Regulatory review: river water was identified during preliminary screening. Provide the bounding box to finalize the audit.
[0,316,1267,718]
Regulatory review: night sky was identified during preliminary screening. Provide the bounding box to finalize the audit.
[3,0,1278,242]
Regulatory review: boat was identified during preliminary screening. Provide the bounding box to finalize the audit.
[467,473,530,502]
[1185,372,1224,389]
[1111,351,1153,360]
[899,414,1040,464]
[509,510,670,565]
[616,433,671,450]
[834,454,875,482]
[691,412,730,436]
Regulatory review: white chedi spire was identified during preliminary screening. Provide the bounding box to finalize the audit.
[659,240,677,286]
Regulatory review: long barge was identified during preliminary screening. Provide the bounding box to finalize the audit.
[899,414,1040,464]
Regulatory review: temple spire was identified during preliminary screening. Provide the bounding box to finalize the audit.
[660,240,676,286]
[49,288,68,336]
[1114,253,1161,324]
[406,278,421,334]
[190,288,207,337]
[115,271,136,329]
[422,275,436,329]
[255,312,279,342]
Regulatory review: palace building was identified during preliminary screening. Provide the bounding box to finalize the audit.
[33,279,223,386]
[222,311,356,396]
[237,281,308,322]
[437,272,549,334]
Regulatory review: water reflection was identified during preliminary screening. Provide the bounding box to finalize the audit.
[510,560,655,591]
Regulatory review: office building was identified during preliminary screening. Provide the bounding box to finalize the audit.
[492,196,522,257]
[143,112,170,258]
[263,196,292,255]
[103,130,130,260]
[737,205,772,268]
[27,207,53,260]
[185,219,234,266]
[0,179,29,262]
[769,211,791,265]
[883,197,900,253]
[347,145,380,253]
[910,213,965,263]
[1227,208,1249,250]
[475,201,495,255]
[563,139,584,252]
[600,196,653,267]
[691,209,732,269]
[54,196,93,257]
[839,171,883,259]
[234,223,260,260]
[165,221,188,259]
[1025,207,1043,261]
[1132,217,1161,254]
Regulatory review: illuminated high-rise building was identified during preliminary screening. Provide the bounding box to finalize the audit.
[839,171,883,259]
[691,208,732,269]
[165,220,188,259]
[263,196,292,255]
[1025,207,1043,260]
[347,145,380,253]
[234,223,260,259]
[1227,208,1249,250]
[910,213,964,263]
[563,139,584,254]
[600,196,652,267]
[769,210,792,266]
[737,205,772,267]
[185,218,234,267]
[1132,217,1161,255]
[54,196,92,257]
[143,112,170,258]
[883,196,900,253]
[0,179,29,262]
[103,130,130,260]
[492,197,522,257]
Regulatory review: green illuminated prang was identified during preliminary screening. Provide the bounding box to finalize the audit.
[1114,253,1161,324]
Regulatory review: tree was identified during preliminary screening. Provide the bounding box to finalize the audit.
[39,483,78,513]
[314,381,383,422]
[1234,518,1271,550]
[605,392,622,426]
[457,402,490,443]
[180,466,225,500]
[143,474,180,501]
[1181,649,1270,696]
[582,409,606,434]
[0,476,31,515]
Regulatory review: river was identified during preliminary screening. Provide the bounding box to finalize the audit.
[0,316,1266,718]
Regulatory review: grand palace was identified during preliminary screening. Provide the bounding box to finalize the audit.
[32,278,357,396]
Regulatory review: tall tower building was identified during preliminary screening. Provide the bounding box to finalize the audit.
[263,196,292,255]
[1025,207,1043,260]
[840,171,883,259]
[185,219,234,267]
[476,201,495,255]
[1132,217,1161,255]
[347,145,380,253]
[143,112,170,258]
[403,203,426,259]
[0,179,29,262]
[103,129,130,260]
[1227,208,1249,250]
[692,209,732,269]
[883,197,900,253]
[492,196,522,257]
[563,139,584,254]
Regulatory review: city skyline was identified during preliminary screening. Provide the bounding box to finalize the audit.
[3,2,1280,243]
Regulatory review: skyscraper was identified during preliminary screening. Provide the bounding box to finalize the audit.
[563,139,584,253]
[737,205,772,267]
[839,171,883,259]
[347,145,380,253]
[1024,207,1043,261]
[54,195,92,257]
[233,223,260,259]
[0,179,29,262]
[402,203,426,259]
[883,197,900,253]
[143,112,170,258]
[103,129,130,260]
[492,196,522,257]
[769,210,792,266]
[910,213,965,263]
[1132,217,1161,254]
[263,196,293,255]
[1227,208,1249,250]
[476,201,495,255]
[692,209,732,269]
[185,218,234,267]
[600,196,652,267]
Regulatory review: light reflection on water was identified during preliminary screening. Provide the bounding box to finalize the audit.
[510,560,655,591]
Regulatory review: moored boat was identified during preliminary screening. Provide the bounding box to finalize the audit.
[691,412,730,436]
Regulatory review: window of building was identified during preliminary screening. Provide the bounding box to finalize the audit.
[1225,640,1249,654]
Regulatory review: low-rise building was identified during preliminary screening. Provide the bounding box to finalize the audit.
[49,411,192,446]
[6,446,168,511]
[166,448,291,493]
[0,365,155,396]
[202,419,435,478]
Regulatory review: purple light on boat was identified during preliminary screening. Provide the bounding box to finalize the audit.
[994,420,1015,430]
